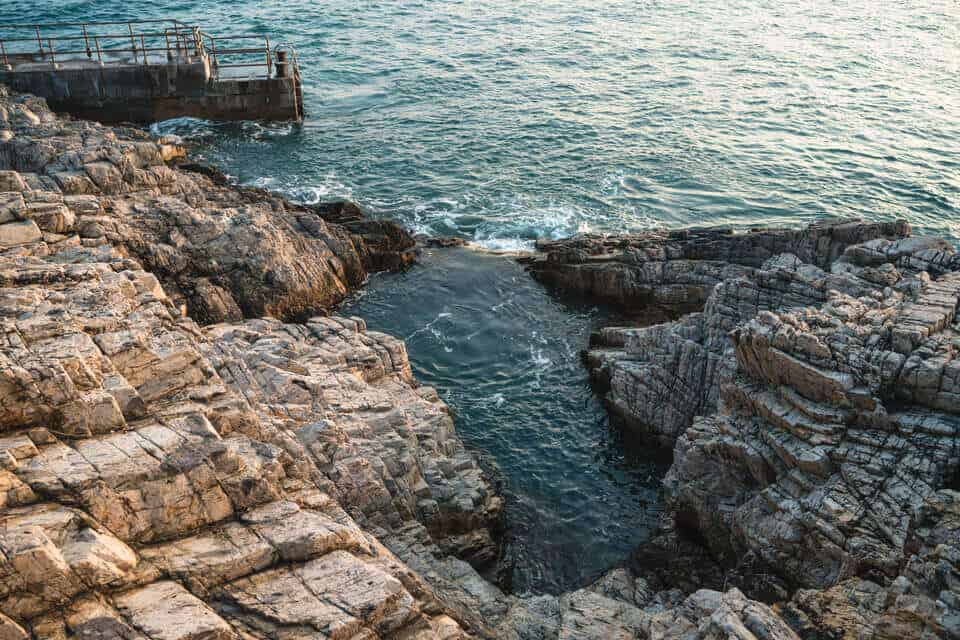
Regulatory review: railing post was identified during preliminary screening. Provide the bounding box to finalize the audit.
[265,35,271,78]
[35,25,44,59]
[47,38,56,66]
[173,23,182,57]
[1,41,9,69]
[82,24,92,59]
[164,29,173,61]
[140,34,147,64]
[94,35,102,65]
[128,22,138,63]
[276,49,288,78]
[193,27,202,57]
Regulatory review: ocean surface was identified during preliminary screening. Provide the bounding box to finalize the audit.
[7,0,959,593]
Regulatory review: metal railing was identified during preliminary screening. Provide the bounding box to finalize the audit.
[0,19,291,80]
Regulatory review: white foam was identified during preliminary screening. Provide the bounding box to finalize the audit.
[473,237,536,252]
[150,117,212,139]
[488,393,506,408]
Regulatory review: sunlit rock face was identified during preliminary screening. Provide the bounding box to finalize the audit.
[529,222,960,638]
[0,86,415,327]
[0,87,498,639]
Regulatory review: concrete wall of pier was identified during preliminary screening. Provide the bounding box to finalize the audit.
[0,59,300,123]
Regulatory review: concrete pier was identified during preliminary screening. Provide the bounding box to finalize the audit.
[0,20,303,123]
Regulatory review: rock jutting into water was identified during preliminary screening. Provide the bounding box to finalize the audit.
[526,222,960,637]
[0,85,502,638]
[0,86,811,639]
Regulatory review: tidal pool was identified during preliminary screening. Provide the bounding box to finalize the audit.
[342,247,669,594]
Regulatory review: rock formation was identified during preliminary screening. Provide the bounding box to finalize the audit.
[0,86,808,639]
[528,223,960,637]
[0,88,415,325]
[0,86,492,639]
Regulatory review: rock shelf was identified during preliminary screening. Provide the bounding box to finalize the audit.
[528,223,960,638]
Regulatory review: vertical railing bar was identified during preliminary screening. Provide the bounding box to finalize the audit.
[35,25,44,59]
[164,28,172,61]
[95,35,102,64]
[47,38,56,66]
[265,35,271,78]
[1,40,8,68]
[140,33,147,64]
[128,22,137,63]
[82,23,92,58]
[210,36,217,76]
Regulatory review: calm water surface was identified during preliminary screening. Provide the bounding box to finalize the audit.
[6,0,959,592]
[342,248,669,593]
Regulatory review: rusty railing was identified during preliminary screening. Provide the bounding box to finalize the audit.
[0,19,292,80]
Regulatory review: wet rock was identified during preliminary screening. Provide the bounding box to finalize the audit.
[311,200,365,224]
[418,235,469,248]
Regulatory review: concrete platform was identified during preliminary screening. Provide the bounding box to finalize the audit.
[0,20,302,123]
[0,56,301,123]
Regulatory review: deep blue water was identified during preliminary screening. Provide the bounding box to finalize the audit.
[6,0,959,593]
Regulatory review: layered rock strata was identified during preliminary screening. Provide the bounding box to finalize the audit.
[0,87,808,639]
[0,225,489,637]
[0,88,415,325]
[528,222,960,637]
[527,222,911,443]
[0,86,491,639]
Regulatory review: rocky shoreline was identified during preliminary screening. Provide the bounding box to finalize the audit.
[528,224,960,637]
[0,86,956,639]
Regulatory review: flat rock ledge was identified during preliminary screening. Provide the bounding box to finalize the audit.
[0,86,804,640]
[527,221,960,638]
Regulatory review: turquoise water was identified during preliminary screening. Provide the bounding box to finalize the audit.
[8,0,960,592]
[10,0,957,247]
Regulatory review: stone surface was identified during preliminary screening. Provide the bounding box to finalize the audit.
[0,84,414,325]
[0,87,489,640]
[525,221,909,311]
[527,220,910,444]
[3,85,760,640]
[529,221,960,638]
[0,221,40,248]
[6,85,960,639]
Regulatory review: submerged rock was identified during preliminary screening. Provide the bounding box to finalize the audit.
[528,220,960,637]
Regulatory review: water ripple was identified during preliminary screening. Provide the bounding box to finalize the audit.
[14,0,955,247]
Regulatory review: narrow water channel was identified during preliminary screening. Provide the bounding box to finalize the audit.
[341,247,669,595]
